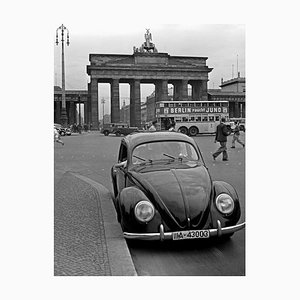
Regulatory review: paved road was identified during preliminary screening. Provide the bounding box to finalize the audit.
[54,131,245,275]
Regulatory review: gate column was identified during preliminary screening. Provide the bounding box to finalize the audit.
[155,79,168,102]
[130,79,141,128]
[55,100,61,123]
[69,101,75,124]
[200,80,208,101]
[191,80,201,100]
[173,81,180,101]
[90,78,99,130]
[110,79,120,123]
[181,80,189,101]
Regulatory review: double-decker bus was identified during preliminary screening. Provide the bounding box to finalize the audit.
[155,100,230,136]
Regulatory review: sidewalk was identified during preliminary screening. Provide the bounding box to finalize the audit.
[54,171,137,276]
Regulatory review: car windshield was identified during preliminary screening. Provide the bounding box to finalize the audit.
[132,141,200,164]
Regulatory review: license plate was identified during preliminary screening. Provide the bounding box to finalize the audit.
[173,230,209,240]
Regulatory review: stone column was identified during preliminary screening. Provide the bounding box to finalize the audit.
[235,101,239,118]
[181,80,189,101]
[55,100,61,123]
[69,101,75,124]
[173,81,180,101]
[191,80,201,100]
[84,102,88,125]
[200,80,208,101]
[90,78,99,130]
[130,79,141,127]
[155,79,168,102]
[110,79,120,123]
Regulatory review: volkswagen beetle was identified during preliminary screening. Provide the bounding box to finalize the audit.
[111,132,245,241]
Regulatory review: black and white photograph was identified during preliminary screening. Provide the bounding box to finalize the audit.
[2,0,299,299]
[54,24,246,276]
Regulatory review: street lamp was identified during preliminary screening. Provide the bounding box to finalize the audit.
[101,98,105,126]
[56,24,70,127]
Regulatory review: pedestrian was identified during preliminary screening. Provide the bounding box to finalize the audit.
[169,121,176,132]
[212,117,231,161]
[231,121,245,148]
[54,127,64,146]
[149,120,158,131]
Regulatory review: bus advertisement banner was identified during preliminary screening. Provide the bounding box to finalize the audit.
[160,106,228,115]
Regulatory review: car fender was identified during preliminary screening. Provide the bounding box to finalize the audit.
[118,187,154,231]
[210,181,241,228]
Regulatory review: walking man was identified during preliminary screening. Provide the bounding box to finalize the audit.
[212,117,231,161]
[231,121,245,148]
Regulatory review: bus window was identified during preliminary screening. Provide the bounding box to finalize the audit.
[175,117,182,123]
[195,103,201,107]
[215,102,221,107]
[190,116,195,121]
[196,116,201,122]
[202,115,208,122]
[169,103,174,107]
[209,116,214,122]
[182,103,188,107]
[208,102,214,107]
[202,103,207,107]
[215,116,220,121]
[164,103,168,107]
[182,117,188,122]
[188,103,194,107]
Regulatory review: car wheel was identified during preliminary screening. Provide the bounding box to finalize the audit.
[115,131,121,137]
[103,131,109,136]
[178,126,188,135]
[189,126,198,136]
[60,131,65,136]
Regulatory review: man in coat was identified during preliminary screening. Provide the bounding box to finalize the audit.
[212,117,231,161]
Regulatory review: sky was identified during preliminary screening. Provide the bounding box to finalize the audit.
[54,24,245,116]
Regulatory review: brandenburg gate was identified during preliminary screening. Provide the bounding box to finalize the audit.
[86,30,213,128]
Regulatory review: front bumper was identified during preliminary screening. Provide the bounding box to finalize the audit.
[123,220,245,241]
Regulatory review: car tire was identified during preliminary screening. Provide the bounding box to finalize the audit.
[178,126,188,135]
[60,131,65,136]
[115,131,121,137]
[103,131,109,136]
[189,126,199,136]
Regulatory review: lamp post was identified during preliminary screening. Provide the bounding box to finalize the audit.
[56,24,70,127]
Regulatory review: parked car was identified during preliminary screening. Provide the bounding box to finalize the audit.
[111,132,245,241]
[54,124,71,136]
[101,123,139,136]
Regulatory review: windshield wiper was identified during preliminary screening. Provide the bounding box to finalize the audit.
[163,153,183,162]
[133,155,153,164]
[163,153,176,160]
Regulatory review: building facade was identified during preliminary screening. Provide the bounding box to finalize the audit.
[54,86,88,125]
[208,75,246,118]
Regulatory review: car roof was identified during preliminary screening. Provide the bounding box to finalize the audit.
[123,131,197,148]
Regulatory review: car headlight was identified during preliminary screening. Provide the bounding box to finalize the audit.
[134,201,155,223]
[215,193,234,215]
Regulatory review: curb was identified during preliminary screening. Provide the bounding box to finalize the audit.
[72,173,137,276]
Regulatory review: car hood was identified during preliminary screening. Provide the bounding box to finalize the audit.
[129,163,212,229]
